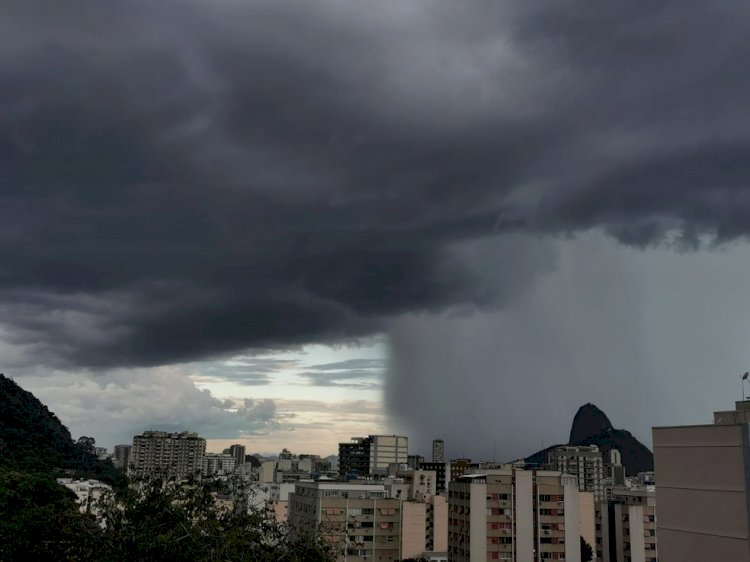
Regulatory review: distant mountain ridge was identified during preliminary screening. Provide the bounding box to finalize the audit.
[524,403,654,476]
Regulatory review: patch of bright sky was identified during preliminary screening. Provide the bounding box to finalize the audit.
[189,338,391,454]
[189,339,387,403]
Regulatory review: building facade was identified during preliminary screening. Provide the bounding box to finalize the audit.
[339,435,408,476]
[128,430,205,479]
[202,452,236,477]
[548,445,605,501]
[433,439,445,463]
[289,481,402,561]
[596,486,657,562]
[421,461,448,494]
[113,444,131,470]
[653,400,750,561]
[448,469,581,562]
[401,495,449,559]
[228,444,246,467]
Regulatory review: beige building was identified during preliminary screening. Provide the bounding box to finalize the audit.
[401,495,449,559]
[548,444,605,501]
[653,399,750,562]
[595,486,657,562]
[578,491,596,555]
[289,481,402,561]
[128,430,205,479]
[448,468,581,562]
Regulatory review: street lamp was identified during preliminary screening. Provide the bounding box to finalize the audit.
[740,372,749,401]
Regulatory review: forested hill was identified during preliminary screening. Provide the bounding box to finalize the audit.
[0,373,124,487]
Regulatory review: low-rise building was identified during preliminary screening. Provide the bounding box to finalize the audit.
[57,478,111,518]
[202,452,236,477]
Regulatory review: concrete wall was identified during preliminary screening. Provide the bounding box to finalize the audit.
[401,501,427,559]
[469,482,486,562]
[654,423,750,562]
[515,470,534,562]
[564,479,581,562]
[578,491,596,555]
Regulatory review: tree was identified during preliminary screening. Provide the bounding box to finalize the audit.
[98,476,335,561]
[580,535,594,562]
[0,470,102,561]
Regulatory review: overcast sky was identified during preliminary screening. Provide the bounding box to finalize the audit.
[3,1,750,457]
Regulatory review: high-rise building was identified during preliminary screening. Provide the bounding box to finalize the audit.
[202,452,236,477]
[547,444,605,501]
[113,444,131,470]
[289,480,402,561]
[420,461,448,494]
[128,430,205,479]
[432,439,445,463]
[653,399,750,561]
[596,486,657,562]
[448,468,582,562]
[338,435,408,476]
[228,444,246,467]
[339,437,371,476]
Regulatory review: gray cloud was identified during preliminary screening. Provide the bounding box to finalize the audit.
[386,232,750,461]
[13,367,285,448]
[2,1,750,368]
[307,359,386,371]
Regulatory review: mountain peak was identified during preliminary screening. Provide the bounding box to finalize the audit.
[568,403,613,443]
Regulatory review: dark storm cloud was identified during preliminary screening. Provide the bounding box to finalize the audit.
[2,0,750,368]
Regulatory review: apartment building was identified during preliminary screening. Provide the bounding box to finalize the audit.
[338,435,408,476]
[228,444,246,467]
[596,486,657,562]
[289,481,402,561]
[547,445,605,501]
[202,452,236,477]
[128,430,205,479]
[448,468,581,562]
[653,399,750,561]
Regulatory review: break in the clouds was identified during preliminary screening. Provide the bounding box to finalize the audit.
[3,1,750,369]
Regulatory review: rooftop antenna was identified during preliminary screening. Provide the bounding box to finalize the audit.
[740,372,749,401]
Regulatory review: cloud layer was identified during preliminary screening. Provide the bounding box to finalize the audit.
[3,1,750,368]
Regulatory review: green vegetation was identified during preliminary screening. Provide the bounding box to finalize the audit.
[0,374,334,561]
[580,536,594,561]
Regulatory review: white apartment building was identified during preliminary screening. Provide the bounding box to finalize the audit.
[202,452,236,477]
